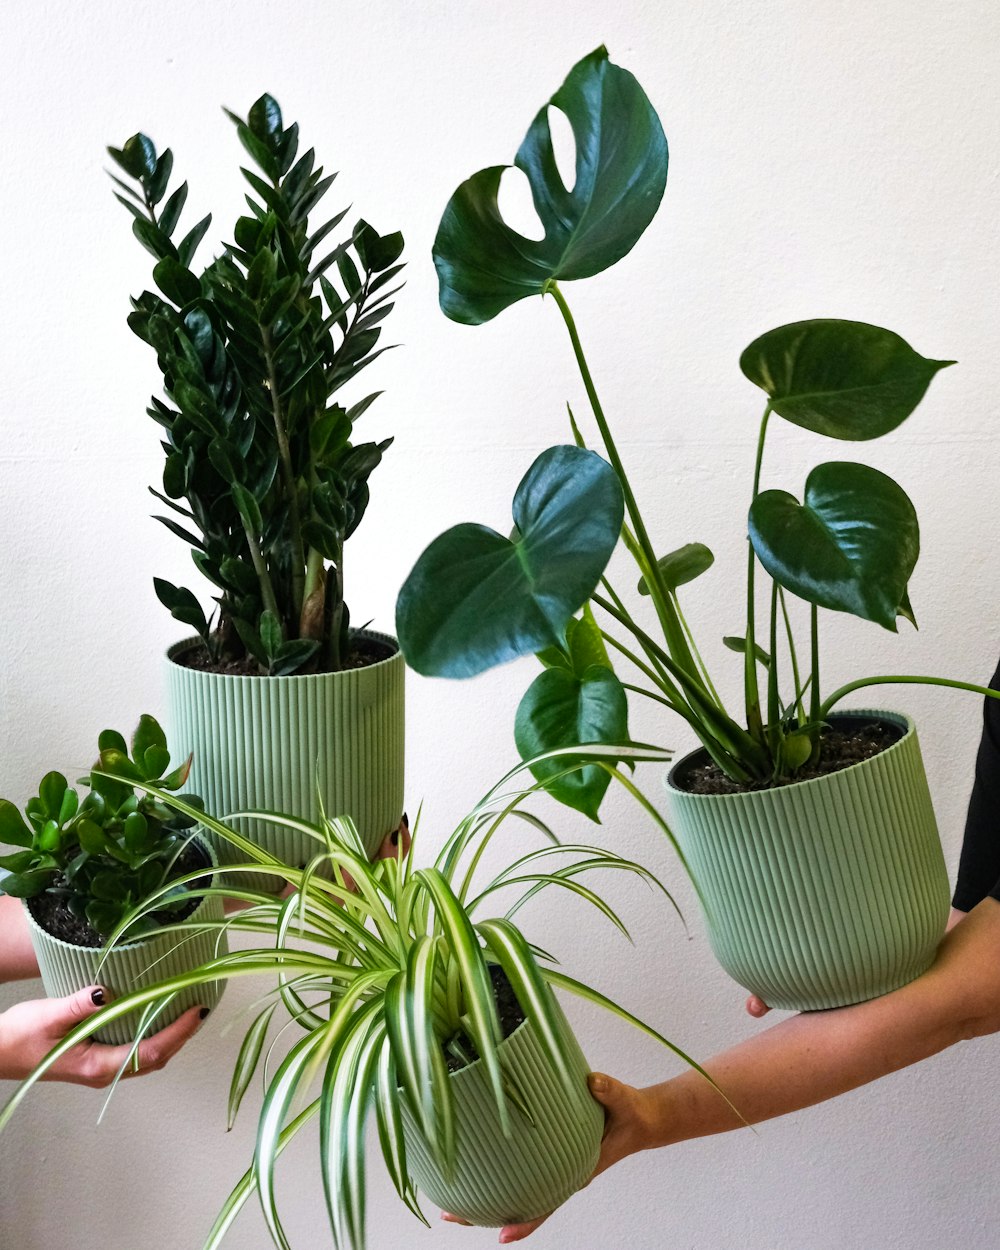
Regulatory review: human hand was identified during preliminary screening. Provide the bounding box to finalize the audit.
[441,1072,652,1243]
[0,986,206,1086]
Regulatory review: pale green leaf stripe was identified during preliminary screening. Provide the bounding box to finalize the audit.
[341,1016,386,1250]
[413,868,508,1132]
[228,1003,277,1130]
[476,918,576,1096]
[373,1040,427,1223]
[492,873,633,940]
[202,1099,321,1250]
[256,1031,327,1250]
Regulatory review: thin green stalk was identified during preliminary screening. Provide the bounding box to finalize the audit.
[744,405,772,742]
[599,576,677,694]
[601,632,685,709]
[546,280,703,687]
[809,605,821,726]
[766,579,780,754]
[261,324,306,621]
[620,682,680,711]
[239,516,281,623]
[673,588,725,708]
[778,588,805,725]
[819,674,1000,721]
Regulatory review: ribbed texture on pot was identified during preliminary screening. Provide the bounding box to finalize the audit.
[665,711,950,1012]
[400,1001,603,1226]
[165,629,405,872]
[25,841,226,1044]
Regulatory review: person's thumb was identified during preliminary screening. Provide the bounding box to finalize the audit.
[587,1072,628,1111]
[41,986,110,1032]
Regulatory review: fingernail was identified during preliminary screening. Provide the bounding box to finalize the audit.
[401,811,408,827]
[499,1234,515,1245]
[91,988,106,1006]
[588,1073,607,1093]
[391,829,399,846]
[199,1007,210,1021]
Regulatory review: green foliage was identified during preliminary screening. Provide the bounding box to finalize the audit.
[395,46,969,794]
[109,94,404,674]
[0,716,202,939]
[0,743,721,1250]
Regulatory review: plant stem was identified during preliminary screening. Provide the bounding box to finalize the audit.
[778,588,804,725]
[546,281,705,690]
[819,674,1000,720]
[239,517,281,624]
[744,405,772,743]
[261,324,306,623]
[766,579,780,754]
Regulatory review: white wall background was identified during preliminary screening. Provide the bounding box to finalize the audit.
[2,1,999,1247]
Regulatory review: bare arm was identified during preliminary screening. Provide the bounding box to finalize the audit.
[0,897,40,982]
[484,897,1000,1242]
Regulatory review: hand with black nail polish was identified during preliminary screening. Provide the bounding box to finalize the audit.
[0,986,207,1087]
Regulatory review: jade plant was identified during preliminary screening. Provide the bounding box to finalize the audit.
[0,743,724,1250]
[395,46,996,812]
[0,715,202,939]
[108,93,404,674]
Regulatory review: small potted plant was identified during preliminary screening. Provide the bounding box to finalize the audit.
[107,92,407,871]
[0,743,723,1248]
[0,715,225,1043]
[395,46,1000,1011]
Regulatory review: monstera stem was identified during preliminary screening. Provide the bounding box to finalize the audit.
[744,405,772,744]
[545,281,706,696]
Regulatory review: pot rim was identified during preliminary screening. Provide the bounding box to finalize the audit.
[665,708,915,799]
[166,626,401,680]
[22,832,219,955]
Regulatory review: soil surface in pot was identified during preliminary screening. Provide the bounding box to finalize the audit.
[443,964,527,1074]
[27,841,211,948]
[682,720,904,796]
[174,633,395,676]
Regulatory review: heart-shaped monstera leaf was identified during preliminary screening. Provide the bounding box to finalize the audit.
[396,446,624,677]
[433,46,668,325]
[740,320,953,441]
[515,608,627,820]
[748,461,918,630]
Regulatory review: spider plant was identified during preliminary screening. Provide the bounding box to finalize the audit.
[0,742,722,1250]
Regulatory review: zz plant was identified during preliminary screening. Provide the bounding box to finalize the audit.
[396,46,997,811]
[0,715,202,939]
[109,93,404,674]
[0,743,720,1250]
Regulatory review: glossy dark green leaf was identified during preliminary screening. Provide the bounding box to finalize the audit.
[177,214,212,269]
[158,181,188,237]
[638,542,714,595]
[154,578,210,639]
[260,610,284,658]
[748,461,919,630]
[270,639,320,677]
[121,133,157,179]
[396,446,624,677]
[249,94,283,140]
[148,149,174,205]
[132,216,177,262]
[740,320,954,441]
[232,483,263,536]
[515,664,628,819]
[77,817,114,856]
[0,871,52,898]
[154,258,202,307]
[434,46,668,324]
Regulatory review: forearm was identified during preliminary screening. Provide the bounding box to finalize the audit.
[0,897,40,981]
[640,897,1000,1148]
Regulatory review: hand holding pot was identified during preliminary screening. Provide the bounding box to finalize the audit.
[0,986,205,1086]
[441,1072,651,1243]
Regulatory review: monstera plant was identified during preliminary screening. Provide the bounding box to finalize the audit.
[395,46,998,1011]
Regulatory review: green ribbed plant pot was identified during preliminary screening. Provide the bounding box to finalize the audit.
[25,837,226,1044]
[401,994,603,1226]
[166,629,405,872]
[665,711,950,1012]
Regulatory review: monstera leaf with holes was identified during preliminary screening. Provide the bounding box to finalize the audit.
[433,45,668,324]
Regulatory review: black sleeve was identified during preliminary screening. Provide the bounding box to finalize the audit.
[953,656,1000,911]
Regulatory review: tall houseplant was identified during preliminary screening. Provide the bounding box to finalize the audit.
[109,94,406,865]
[0,715,225,1043]
[0,744,722,1250]
[395,46,997,1009]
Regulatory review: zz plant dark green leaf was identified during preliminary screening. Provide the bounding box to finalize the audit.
[0,715,202,939]
[109,93,404,674]
[396,45,996,800]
